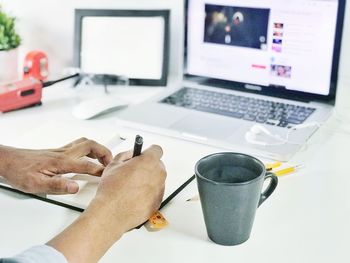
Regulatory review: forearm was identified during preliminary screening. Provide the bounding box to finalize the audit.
[0,145,12,177]
[47,198,126,263]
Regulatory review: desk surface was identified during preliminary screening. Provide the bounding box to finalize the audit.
[0,84,350,263]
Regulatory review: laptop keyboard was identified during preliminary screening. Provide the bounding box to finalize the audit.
[160,87,315,128]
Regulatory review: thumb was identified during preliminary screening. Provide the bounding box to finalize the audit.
[64,159,105,176]
[113,150,133,164]
[40,176,79,194]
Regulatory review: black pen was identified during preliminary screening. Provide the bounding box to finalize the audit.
[132,135,143,157]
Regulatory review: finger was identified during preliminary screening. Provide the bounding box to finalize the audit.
[44,138,90,153]
[66,140,113,166]
[63,159,105,176]
[41,169,57,177]
[159,161,167,180]
[82,141,113,166]
[113,150,133,164]
[151,184,165,213]
[61,137,88,149]
[158,184,166,206]
[141,145,163,160]
[37,176,79,195]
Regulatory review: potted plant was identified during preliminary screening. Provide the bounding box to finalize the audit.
[0,6,21,82]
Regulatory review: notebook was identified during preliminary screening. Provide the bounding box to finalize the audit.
[0,121,198,211]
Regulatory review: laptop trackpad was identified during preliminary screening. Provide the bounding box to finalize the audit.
[170,113,241,140]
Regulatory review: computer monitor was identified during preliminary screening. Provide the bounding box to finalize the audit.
[185,0,346,102]
[74,9,170,86]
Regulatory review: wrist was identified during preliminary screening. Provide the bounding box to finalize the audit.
[47,198,126,263]
[84,196,128,237]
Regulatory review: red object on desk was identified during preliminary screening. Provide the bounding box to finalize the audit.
[0,51,48,113]
[0,50,78,113]
[0,78,43,113]
[23,51,49,81]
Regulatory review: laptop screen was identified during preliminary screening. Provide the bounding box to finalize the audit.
[186,0,343,99]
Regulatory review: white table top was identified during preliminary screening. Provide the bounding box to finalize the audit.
[1,83,350,263]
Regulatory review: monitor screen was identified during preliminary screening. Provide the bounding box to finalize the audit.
[186,0,340,96]
[81,16,165,79]
[74,9,170,86]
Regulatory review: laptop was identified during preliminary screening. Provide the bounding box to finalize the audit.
[117,0,346,161]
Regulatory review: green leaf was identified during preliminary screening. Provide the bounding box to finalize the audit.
[0,8,21,50]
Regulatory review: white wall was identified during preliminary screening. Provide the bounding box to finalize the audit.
[339,0,350,81]
[1,0,184,80]
[1,0,350,109]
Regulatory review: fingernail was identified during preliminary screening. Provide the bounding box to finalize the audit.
[95,165,105,176]
[67,182,79,194]
[104,156,112,166]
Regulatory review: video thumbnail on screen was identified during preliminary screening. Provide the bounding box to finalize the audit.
[271,64,292,78]
[204,4,270,50]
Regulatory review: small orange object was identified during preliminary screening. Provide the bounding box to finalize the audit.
[147,211,169,230]
[23,51,49,81]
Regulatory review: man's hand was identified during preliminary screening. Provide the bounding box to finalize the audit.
[0,138,113,194]
[47,145,167,263]
[94,144,167,232]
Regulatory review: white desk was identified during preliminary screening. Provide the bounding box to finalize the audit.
[0,83,350,263]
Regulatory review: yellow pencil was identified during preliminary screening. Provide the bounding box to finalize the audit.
[274,165,303,177]
[265,161,282,171]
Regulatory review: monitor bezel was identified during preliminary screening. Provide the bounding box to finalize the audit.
[184,0,346,104]
[74,9,170,86]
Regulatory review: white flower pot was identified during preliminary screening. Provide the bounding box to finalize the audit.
[0,48,19,83]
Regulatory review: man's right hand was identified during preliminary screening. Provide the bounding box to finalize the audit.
[91,145,167,232]
[48,145,167,263]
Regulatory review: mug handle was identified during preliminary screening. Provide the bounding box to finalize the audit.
[258,172,278,207]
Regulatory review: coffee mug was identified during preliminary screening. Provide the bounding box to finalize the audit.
[195,152,278,246]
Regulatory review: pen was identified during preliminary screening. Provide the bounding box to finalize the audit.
[132,135,143,157]
[274,165,303,177]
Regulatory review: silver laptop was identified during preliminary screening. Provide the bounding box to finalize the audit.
[117,0,346,161]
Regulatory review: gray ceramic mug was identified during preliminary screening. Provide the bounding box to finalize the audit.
[195,152,278,246]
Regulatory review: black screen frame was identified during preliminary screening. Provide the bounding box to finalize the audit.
[184,0,346,104]
[74,9,170,86]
